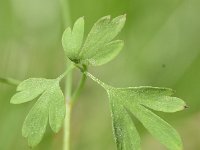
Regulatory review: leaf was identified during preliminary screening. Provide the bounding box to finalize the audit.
[62,17,84,61]
[11,79,66,147]
[22,95,49,147]
[10,78,54,104]
[130,104,183,150]
[105,86,186,150]
[114,86,186,113]
[48,83,65,132]
[61,15,126,66]
[109,92,141,150]
[139,95,186,113]
[81,40,124,66]
[80,15,126,60]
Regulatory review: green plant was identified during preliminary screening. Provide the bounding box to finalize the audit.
[0,15,187,150]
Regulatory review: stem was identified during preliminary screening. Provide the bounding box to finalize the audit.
[65,61,73,103]
[57,64,74,81]
[71,65,87,105]
[60,0,71,27]
[63,61,73,150]
[0,77,21,86]
[63,102,71,150]
[74,64,110,90]
[59,0,72,149]
[85,72,110,89]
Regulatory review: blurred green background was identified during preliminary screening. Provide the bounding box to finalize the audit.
[0,0,200,149]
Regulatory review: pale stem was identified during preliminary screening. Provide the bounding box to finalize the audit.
[59,0,72,149]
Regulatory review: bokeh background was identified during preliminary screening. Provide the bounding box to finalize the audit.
[0,0,200,149]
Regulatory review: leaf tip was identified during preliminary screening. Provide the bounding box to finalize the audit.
[100,15,111,22]
[50,122,62,133]
[52,127,60,133]
[171,89,176,94]
[28,138,39,148]
[75,16,85,24]
[10,96,18,104]
[122,14,127,19]
[10,100,16,104]
[114,14,126,23]
[184,105,189,109]
[80,16,85,19]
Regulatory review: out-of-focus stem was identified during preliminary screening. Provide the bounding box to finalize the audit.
[0,77,20,86]
[60,0,72,149]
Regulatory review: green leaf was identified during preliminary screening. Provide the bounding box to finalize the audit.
[81,40,124,66]
[61,15,126,66]
[130,104,183,150]
[22,94,49,147]
[62,17,84,61]
[49,83,65,132]
[139,95,186,113]
[80,15,126,60]
[10,78,54,104]
[115,86,186,113]
[11,79,66,147]
[105,86,186,150]
[109,91,141,150]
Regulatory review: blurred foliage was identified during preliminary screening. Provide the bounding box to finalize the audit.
[0,0,200,150]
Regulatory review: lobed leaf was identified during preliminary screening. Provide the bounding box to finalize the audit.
[12,79,66,147]
[62,15,126,66]
[62,17,84,61]
[104,86,186,150]
[108,86,186,112]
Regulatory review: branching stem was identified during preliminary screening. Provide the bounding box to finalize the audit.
[74,64,110,90]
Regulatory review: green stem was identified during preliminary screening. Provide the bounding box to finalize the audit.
[71,65,87,105]
[63,61,73,150]
[60,0,71,27]
[65,61,73,103]
[85,72,110,89]
[57,64,74,81]
[59,0,72,149]
[74,64,110,89]
[63,101,71,150]
[0,77,21,86]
